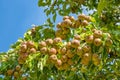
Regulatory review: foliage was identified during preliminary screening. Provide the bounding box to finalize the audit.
[0,0,120,80]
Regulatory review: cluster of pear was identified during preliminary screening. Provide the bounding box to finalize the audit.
[4,41,37,80]
[3,14,113,79]
[17,14,112,71]
[55,14,91,39]
[6,65,27,80]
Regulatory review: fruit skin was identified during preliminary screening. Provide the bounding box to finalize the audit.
[45,38,53,45]
[74,35,81,40]
[82,20,89,26]
[39,41,47,48]
[82,45,91,53]
[49,48,57,55]
[56,23,62,29]
[53,37,62,44]
[66,42,71,49]
[29,48,36,54]
[69,16,75,22]
[85,35,94,43]
[20,44,27,53]
[71,39,80,48]
[40,47,48,54]
[105,39,113,47]
[61,55,68,63]
[94,38,102,46]
[81,53,91,65]
[27,41,35,48]
[76,47,83,57]
[93,30,103,38]
[49,54,58,63]
[60,47,67,54]
[64,19,72,27]
[78,14,86,20]
[92,54,101,66]
[63,16,69,20]
[56,59,62,66]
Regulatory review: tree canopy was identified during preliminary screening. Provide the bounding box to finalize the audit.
[0,0,120,80]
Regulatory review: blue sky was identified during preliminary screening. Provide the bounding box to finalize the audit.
[0,0,50,52]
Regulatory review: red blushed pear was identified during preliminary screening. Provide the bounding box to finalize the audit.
[85,16,92,22]
[49,54,58,62]
[85,35,94,43]
[93,30,103,38]
[56,22,62,29]
[60,47,67,54]
[29,48,36,54]
[39,41,47,48]
[61,55,68,63]
[20,44,27,53]
[64,19,72,26]
[82,45,91,53]
[81,20,89,26]
[56,59,62,66]
[78,14,86,20]
[27,41,35,48]
[53,37,62,44]
[40,47,48,54]
[66,42,71,49]
[74,35,81,40]
[46,38,53,45]
[94,38,102,46]
[71,39,80,48]
[49,48,57,55]
[19,53,28,61]
[63,16,69,20]
[69,16,75,22]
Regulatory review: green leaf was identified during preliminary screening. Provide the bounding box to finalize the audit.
[97,0,107,16]
[46,10,51,16]
[38,0,46,7]
[53,13,57,22]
